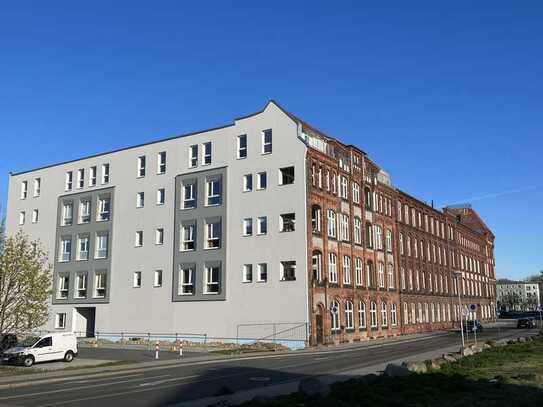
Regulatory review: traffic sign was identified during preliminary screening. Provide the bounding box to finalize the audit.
[469,304,478,312]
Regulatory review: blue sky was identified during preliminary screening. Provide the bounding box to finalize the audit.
[1,1,541,279]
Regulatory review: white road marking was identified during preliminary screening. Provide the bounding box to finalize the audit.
[138,375,199,387]
[68,373,144,384]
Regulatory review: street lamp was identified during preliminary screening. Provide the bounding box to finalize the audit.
[452,271,465,351]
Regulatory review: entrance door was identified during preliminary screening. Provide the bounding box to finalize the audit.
[316,305,324,345]
[74,307,96,338]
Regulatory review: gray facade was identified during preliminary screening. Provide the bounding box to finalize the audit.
[172,167,227,301]
[52,187,114,305]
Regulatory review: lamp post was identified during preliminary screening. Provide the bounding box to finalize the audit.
[453,271,465,352]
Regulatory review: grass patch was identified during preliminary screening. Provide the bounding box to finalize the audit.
[235,336,543,406]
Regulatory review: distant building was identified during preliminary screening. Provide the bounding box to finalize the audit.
[497,280,541,311]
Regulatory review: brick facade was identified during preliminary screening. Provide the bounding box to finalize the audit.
[303,124,496,346]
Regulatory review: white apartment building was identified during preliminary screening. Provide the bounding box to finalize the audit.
[497,280,541,311]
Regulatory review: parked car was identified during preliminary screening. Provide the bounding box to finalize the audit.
[517,317,537,329]
[463,320,483,333]
[1,333,78,367]
[0,334,18,353]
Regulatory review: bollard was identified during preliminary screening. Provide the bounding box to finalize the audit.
[155,341,159,360]
[179,340,183,357]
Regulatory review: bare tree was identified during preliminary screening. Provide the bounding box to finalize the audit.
[0,232,51,333]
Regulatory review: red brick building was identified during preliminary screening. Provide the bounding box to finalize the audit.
[303,122,496,345]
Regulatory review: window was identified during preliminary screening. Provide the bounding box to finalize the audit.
[381,302,388,327]
[61,202,73,226]
[65,171,73,191]
[358,302,366,329]
[205,221,221,248]
[262,129,272,154]
[94,272,107,297]
[206,178,221,206]
[155,228,164,245]
[364,188,372,210]
[345,301,354,329]
[386,230,392,252]
[312,251,322,282]
[352,182,360,204]
[135,231,144,247]
[370,302,378,328]
[279,166,295,185]
[75,273,87,298]
[327,210,337,238]
[242,264,253,282]
[340,176,348,199]
[97,197,110,221]
[340,214,350,241]
[157,188,165,205]
[343,256,351,285]
[355,257,363,286]
[154,270,163,287]
[366,262,374,287]
[181,223,195,251]
[243,218,253,236]
[95,233,108,258]
[182,182,196,209]
[311,205,322,233]
[204,264,220,294]
[20,181,28,199]
[101,164,110,184]
[136,192,145,208]
[33,178,41,197]
[55,313,66,329]
[32,209,39,223]
[18,211,25,225]
[133,271,142,288]
[157,152,166,174]
[257,216,267,235]
[243,174,253,192]
[189,145,198,168]
[58,275,69,299]
[79,200,91,223]
[202,142,212,165]
[366,223,373,248]
[257,263,267,282]
[77,235,89,261]
[257,172,267,190]
[137,156,146,177]
[378,262,385,288]
[179,265,194,295]
[354,217,362,244]
[280,261,296,281]
[237,135,247,159]
[328,253,338,283]
[387,263,395,288]
[59,238,71,262]
[77,169,84,188]
[391,303,398,326]
[375,226,383,250]
[89,166,97,186]
[331,300,340,332]
[280,213,295,232]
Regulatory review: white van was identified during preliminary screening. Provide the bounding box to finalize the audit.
[1,333,78,367]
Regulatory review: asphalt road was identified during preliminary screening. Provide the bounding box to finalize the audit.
[0,323,535,407]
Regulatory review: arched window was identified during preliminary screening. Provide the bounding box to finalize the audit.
[311,205,322,233]
[417,303,423,324]
[375,225,383,250]
[328,253,338,283]
[386,229,392,252]
[410,303,416,324]
[331,300,340,332]
[387,263,395,289]
[312,251,322,282]
[436,303,441,322]
[345,300,354,329]
[381,302,388,327]
[352,182,360,204]
[370,301,378,328]
[358,301,366,328]
[327,210,336,238]
[354,217,362,244]
[391,303,397,326]
[400,267,406,290]
[364,187,372,210]
[399,233,404,255]
[431,303,435,322]
[425,303,429,323]
[343,256,351,285]
[403,302,409,325]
